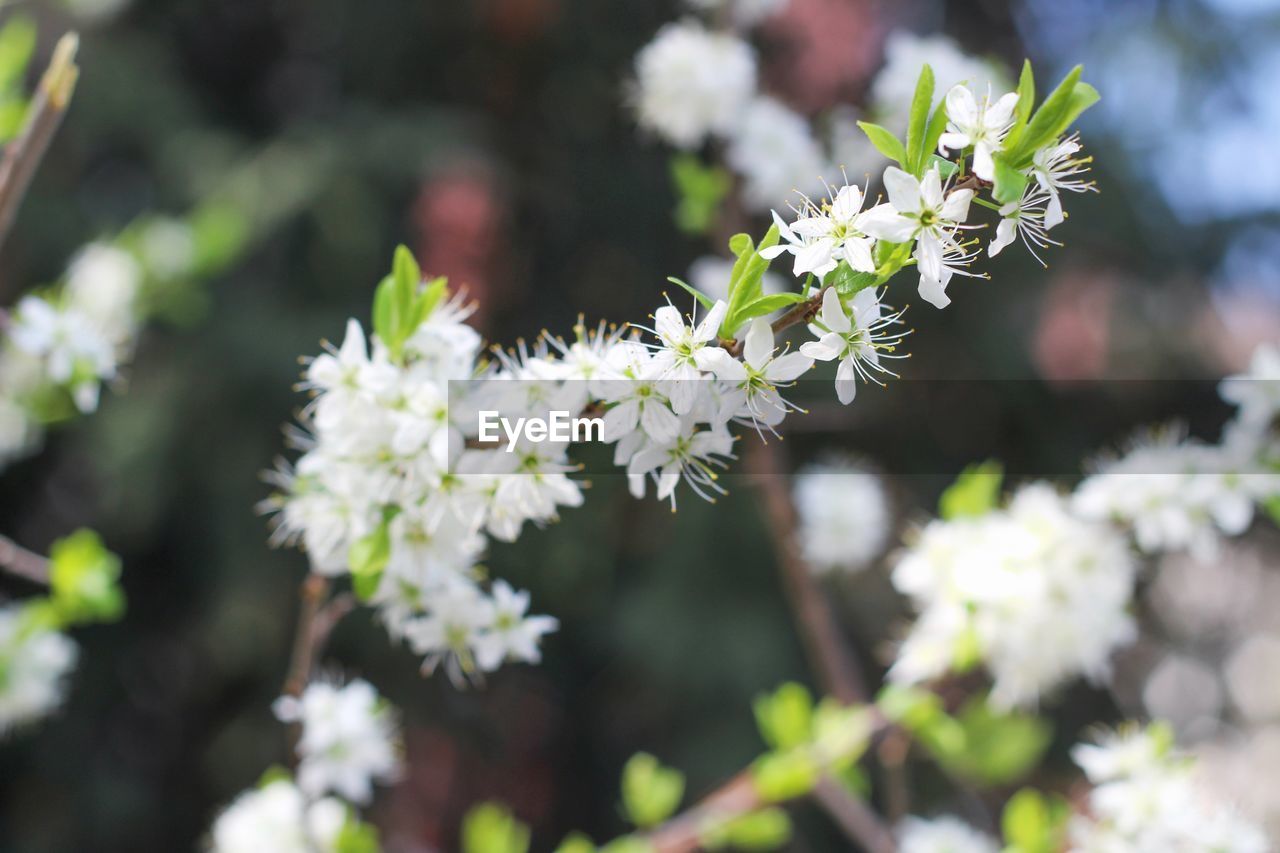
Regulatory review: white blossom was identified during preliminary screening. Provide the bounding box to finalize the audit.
[762,183,880,279]
[799,287,906,404]
[632,21,756,149]
[0,605,78,733]
[209,778,349,853]
[987,187,1061,265]
[793,456,891,573]
[725,97,826,212]
[1069,725,1268,853]
[1030,135,1095,229]
[936,84,1019,182]
[700,317,812,429]
[890,484,1137,709]
[898,815,999,853]
[9,295,117,412]
[272,679,400,804]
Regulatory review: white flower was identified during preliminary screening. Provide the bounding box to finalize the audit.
[898,815,999,853]
[210,778,348,853]
[793,457,891,573]
[763,183,879,279]
[633,21,756,149]
[1220,343,1280,436]
[936,84,1019,182]
[473,580,559,671]
[799,287,906,404]
[987,187,1061,265]
[1030,134,1095,229]
[1069,724,1269,853]
[272,679,400,804]
[401,582,494,682]
[859,166,974,308]
[870,32,1009,127]
[627,418,736,508]
[9,295,117,411]
[646,298,728,414]
[1072,428,1280,558]
[700,317,812,428]
[0,605,78,732]
[725,97,826,212]
[890,484,1137,709]
[682,0,786,27]
[64,243,142,345]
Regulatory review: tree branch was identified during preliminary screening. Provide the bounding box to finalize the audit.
[0,32,79,251]
[0,532,50,585]
[281,573,333,698]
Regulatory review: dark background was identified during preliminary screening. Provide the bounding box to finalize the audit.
[1,0,1278,850]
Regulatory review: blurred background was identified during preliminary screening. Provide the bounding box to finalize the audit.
[1,0,1279,850]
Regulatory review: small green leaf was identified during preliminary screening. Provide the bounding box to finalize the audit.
[670,155,732,235]
[920,100,950,176]
[750,751,818,802]
[704,808,792,851]
[942,698,1052,786]
[940,460,1004,520]
[621,753,685,829]
[553,833,598,853]
[335,814,382,853]
[348,522,391,601]
[256,765,292,789]
[991,154,1029,205]
[1001,789,1069,853]
[724,292,807,334]
[48,529,125,625]
[856,121,906,165]
[1004,66,1096,168]
[462,803,531,853]
[905,64,936,174]
[753,682,814,751]
[0,16,36,90]
[825,262,878,298]
[666,276,714,311]
[1002,60,1036,153]
[928,155,959,180]
[722,225,781,338]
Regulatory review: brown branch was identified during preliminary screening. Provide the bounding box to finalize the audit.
[744,436,869,705]
[0,533,50,585]
[814,773,898,853]
[281,574,332,698]
[720,286,829,358]
[0,32,79,251]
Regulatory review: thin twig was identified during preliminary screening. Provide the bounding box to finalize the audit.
[720,286,829,358]
[281,573,332,698]
[0,532,49,584]
[814,773,898,853]
[744,436,868,704]
[0,32,80,250]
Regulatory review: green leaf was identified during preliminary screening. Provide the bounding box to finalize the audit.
[905,64,936,174]
[941,699,1052,786]
[991,154,1029,205]
[462,803,531,853]
[856,121,906,166]
[724,292,807,334]
[48,529,125,625]
[703,808,792,851]
[666,276,714,311]
[1004,66,1098,168]
[920,99,950,176]
[256,765,292,789]
[928,155,959,180]
[721,225,781,338]
[335,814,382,853]
[753,682,814,751]
[939,460,1003,520]
[553,833,599,853]
[750,751,818,802]
[825,262,878,298]
[621,753,685,829]
[348,521,391,601]
[1001,789,1070,853]
[1002,60,1036,153]
[0,16,36,90]
[189,201,251,277]
[670,155,732,235]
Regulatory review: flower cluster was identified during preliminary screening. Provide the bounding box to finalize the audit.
[0,603,78,733]
[792,456,891,573]
[1069,724,1268,852]
[209,777,358,853]
[272,679,401,804]
[1074,348,1280,557]
[890,483,1137,709]
[0,222,198,469]
[897,815,998,853]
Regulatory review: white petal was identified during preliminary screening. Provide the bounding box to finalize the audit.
[820,286,852,334]
[640,400,682,444]
[940,188,973,223]
[858,204,917,243]
[766,352,813,382]
[1043,190,1065,229]
[742,317,774,369]
[985,91,1020,130]
[919,169,943,209]
[918,273,952,309]
[842,236,876,273]
[693,301,729,342]
[654,305,684,342]
[830,184,864,221]
[937,131,971,154]
[972,142,996,182]
[800,339,840,361]
[945,84,978,128]
[989,217,1017,257]
[882,166,922,214]
[835,358,858,404]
